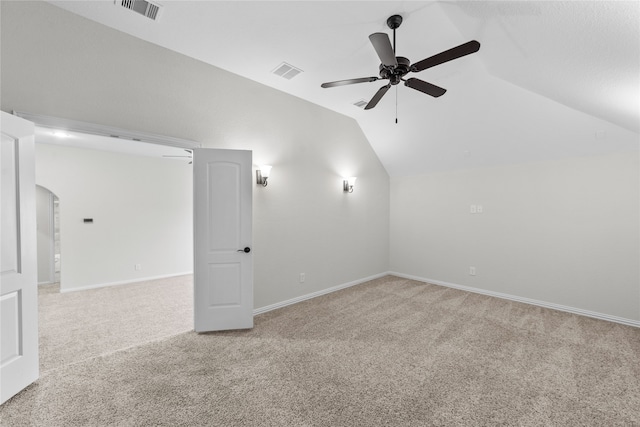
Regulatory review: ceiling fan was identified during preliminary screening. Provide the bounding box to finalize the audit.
[162,149,193,164]
[320,14,480,111]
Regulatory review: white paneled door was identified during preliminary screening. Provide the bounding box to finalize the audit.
[193,149,253,332]
[1,112,38,404]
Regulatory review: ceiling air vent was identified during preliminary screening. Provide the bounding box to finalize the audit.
[116,0,162,21]
[272,62,303,80]
[353,99,368,109]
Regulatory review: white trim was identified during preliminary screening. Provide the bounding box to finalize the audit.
[253,272,388,316]
[38,281,55,286]
[60,272,193,293]
[389,272,640,328]
[12,111,200,150]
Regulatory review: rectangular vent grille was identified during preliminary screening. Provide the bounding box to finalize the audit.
[272,62,303,80]
[353,99,368,108]
[116,0,162,21]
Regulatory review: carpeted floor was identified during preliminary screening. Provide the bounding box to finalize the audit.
[1,275,639,426]
[37,275,193,374]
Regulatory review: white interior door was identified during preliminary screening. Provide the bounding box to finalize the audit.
[193,148,253,332]
[1,112,38,404]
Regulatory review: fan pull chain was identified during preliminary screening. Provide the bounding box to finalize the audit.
[395,85,398,124]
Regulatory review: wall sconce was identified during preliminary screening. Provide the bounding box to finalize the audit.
[343,176,357,193]
[256,165,272,187]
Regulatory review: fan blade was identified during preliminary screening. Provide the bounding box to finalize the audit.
[364,84,391,110]
[404,78,446,97]
[411,40,480,72]
[321,77,379,88]
[369,33,397,67]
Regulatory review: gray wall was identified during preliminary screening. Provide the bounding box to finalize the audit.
[35,143,193,291]
[390,151,640,321]
[1,1,390,309]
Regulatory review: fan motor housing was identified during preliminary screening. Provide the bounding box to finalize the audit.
[379,56,411,85]
[386,15,403,30]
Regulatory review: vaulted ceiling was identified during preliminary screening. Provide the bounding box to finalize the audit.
[47,1,639,176]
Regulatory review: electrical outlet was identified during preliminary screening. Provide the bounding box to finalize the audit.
[299,273,305,283]
[135,264,141,271]
[470,205,477,214]
[469,266,476,276]
[477,205,483,213]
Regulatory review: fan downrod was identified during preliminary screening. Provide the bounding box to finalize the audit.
[386,15,403,30]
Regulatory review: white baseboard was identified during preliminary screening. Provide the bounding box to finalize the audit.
[253,272,389,316]
[389,271,640,328]
[38,281,55,286]
[58,270,640,329]
[60,272,193,293]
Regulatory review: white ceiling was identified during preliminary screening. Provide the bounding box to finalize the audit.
[35,127,192,161]
[47,1,639,176]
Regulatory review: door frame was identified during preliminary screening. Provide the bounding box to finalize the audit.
[20,111,202,292]
[13,112,199,152]
[19,112,255,326]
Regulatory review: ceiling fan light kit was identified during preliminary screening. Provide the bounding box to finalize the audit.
[321,14,480,115]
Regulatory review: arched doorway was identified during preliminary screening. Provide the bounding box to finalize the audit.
[36,185,60,287]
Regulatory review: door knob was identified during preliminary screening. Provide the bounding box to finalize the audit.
[237,247,251,253]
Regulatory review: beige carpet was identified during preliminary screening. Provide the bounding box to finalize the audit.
[1,275,639,426]
[38,275,193,373]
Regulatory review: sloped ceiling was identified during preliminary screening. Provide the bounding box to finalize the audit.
[46,1,639,176]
